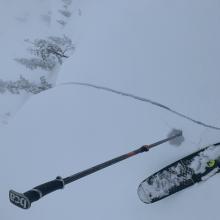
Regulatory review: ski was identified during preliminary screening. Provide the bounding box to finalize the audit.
[138,142,220,204]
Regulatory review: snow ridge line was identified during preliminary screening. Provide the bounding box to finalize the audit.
[58,81,220,131]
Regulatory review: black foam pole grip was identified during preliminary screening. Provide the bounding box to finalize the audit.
[9,177,64,209]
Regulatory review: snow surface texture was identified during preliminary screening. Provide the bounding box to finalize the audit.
[1,0,220,220]
[138,144,220,203]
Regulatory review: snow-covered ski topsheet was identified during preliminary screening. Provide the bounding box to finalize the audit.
[138,143,220,203]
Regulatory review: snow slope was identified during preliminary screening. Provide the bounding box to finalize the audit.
[1,0,220,219]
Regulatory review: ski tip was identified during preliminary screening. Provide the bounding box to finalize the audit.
[137,184,152,204]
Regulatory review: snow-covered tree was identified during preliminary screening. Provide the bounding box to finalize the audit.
[57,0,73,26]
[15,35,74,71]
[0,76,52,95]
[59,9,72,18]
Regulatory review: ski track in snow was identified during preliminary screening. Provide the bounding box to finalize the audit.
[57,81,220,131]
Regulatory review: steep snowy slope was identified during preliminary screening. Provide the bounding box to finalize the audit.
[1,0,220,220]
[1,86,220,220]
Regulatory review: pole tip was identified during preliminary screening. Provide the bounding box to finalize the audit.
[168,129,184,146]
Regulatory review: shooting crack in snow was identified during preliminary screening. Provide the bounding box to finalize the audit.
[57,81,220,131]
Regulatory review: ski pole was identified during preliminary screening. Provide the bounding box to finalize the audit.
[9,131,182,209]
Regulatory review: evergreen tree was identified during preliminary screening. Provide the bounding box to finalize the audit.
[15,35,74,71]
[0,76,52,95]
